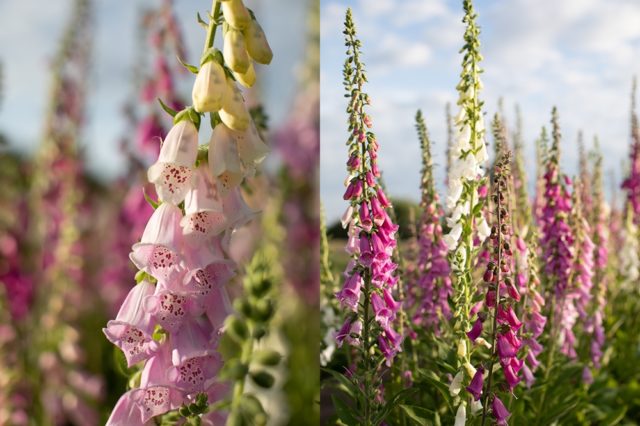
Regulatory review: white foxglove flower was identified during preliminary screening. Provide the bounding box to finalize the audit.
[444,223,462,251]
[454,403,467,426]
[446,179,463,209]
[449,371,464,396]
[341,205,354,228]
[477,216,491,242]
[192,60,226,113]
[457,124,472,151]
[475,141,488,163]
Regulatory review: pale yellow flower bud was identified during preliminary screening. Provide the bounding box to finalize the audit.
[223,28,250,74]
[191,60,226,113]
[233,60,256,88]
[457,339,467,358]
[221,0,251,30]
[244,19,272,65]
[220,78,250,131]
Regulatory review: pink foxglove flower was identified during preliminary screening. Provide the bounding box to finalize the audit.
[103,280,159,366]
[147,120,199,204]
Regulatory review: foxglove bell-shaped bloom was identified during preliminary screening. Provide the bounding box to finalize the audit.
[147,120,199,204]
[103,281,159,367]
[192,60,226,113]
[234,120,269,174]
[170,317,217,366]
[181,164,227,244]
[209,123,244,195]
[130,203,184,283]
[492,396,510,426]
[335,273,362,312]
[105,390,147,426]
[144,289,193,334]
[222,188,257,229]
[466,367,484,400]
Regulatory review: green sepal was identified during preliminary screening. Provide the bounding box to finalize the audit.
[174,106,202,131]
[195,144,209,167]
[157,97,178,117]
[134,270,156,284]
[143,187,159,210]
[210,112,222,130]
[200,47,222,67]
[177,55,199,74]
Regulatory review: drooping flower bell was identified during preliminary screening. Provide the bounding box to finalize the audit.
[147,120,199,204]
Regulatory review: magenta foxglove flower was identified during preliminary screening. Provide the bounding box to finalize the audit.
[466,367,484,401]
[492,396,510,425]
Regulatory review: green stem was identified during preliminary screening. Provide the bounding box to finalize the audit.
[535,295,557,424]
[362,268,372,425]
[482,190,502,425]
[231,324,254,416]
[202,0,222,55]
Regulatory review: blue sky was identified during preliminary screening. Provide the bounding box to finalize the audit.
[0,0,308,180]
[321,0,640,221]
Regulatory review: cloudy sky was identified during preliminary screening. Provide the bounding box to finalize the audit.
[0,0,308,180]
[321,0,640,221]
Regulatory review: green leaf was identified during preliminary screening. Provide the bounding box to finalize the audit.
[399,404,434,425]
[177,55,199,74]
[331,395,358,426]
[602,406,627,426]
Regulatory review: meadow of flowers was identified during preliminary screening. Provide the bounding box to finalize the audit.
[2,0,640,425]
[321,2,640,425]
[0,0,318,424]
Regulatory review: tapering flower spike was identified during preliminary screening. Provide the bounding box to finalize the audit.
[622,77,640,221]
[333,9,401,422]
[412,110,452,333]
[539,107,576,359]
[472,151,523,425]
[443,0,490,409]
[583,141,609,378]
